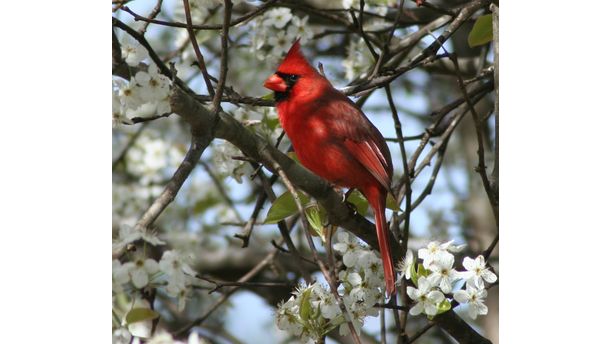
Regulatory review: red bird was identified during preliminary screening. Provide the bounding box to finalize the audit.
[264,40,396,295]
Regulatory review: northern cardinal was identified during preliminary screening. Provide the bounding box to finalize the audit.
[264,40,396,295]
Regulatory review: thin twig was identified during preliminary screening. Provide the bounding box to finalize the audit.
[482,234,498,260]
[196,275,293,294]
[182,0,215,96]
[211,0,233,114]
[409,142,447,211]
[447,52,498,226]
[138,0,163,34]
[384,85,410,249]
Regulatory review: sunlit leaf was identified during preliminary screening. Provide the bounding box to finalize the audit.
[305,205,328,241]
[468,14,493,47]
[261,92,275,101]
[264,191,310,224]
[125,308,159,325]
[347,190,369,216]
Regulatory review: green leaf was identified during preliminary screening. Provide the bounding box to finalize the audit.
[193,194,220,214]
[410,259,419,286]
[261,92,275,101]
[305,205,328,241]
[299,287,313,321]
[417,264,431,279]
[468,14,493,47]
[347,190,369,216]
[264,191,310,224]
[263,116,279,131]
[344,191,401,214]
[386,193,401,211]
[125,308,159,325]
[437,299,452,314]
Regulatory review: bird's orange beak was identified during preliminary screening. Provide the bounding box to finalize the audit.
[264,73,287,92]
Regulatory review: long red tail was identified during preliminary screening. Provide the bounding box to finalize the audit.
[366,187,396,296]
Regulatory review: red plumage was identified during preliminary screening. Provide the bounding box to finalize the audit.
[264,40,396,295]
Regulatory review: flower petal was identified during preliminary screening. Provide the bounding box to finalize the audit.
[482,270,498,283]
[424,302,438,316]
[131,268,148,289]
[454,290,469,303]
[406,286,419,300]
[428,291,445,303]
[409,302,423,316]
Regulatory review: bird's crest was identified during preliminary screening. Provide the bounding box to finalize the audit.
[277,39,317,76]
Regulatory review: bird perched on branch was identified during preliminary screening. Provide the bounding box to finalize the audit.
[263,40,396,295]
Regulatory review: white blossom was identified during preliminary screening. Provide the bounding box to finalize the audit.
[333,232,364,267]
[113,259,131,293]
[358,250,385,287]
[454,284,489,319]
[318,293,341,320]
[118,78,144,110]
[267,31,293,57]
[287,16,314,41]
[159,250,197,296]
[275,296,303,336]
[113,83,132,127]
[427,253,460,293]
[263,8,293,29]
[120,253,159,289]
[136,65,171,101]
[461,255,497,290]
[406,277,445,316]
[397,249,414,281]
[417,240,462,269]
[113,224,165,255]
[120,35,148,67]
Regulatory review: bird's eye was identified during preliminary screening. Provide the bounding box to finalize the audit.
[288,74,298,82]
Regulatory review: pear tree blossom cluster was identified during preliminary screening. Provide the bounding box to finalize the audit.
[113,36,172,127]
[249,8,314,62]
[275,231,385,342]
[275,234,498,342]
[402,240,498,320]
[113,225,199,341]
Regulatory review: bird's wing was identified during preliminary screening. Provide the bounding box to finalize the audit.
[324,95,393,190]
